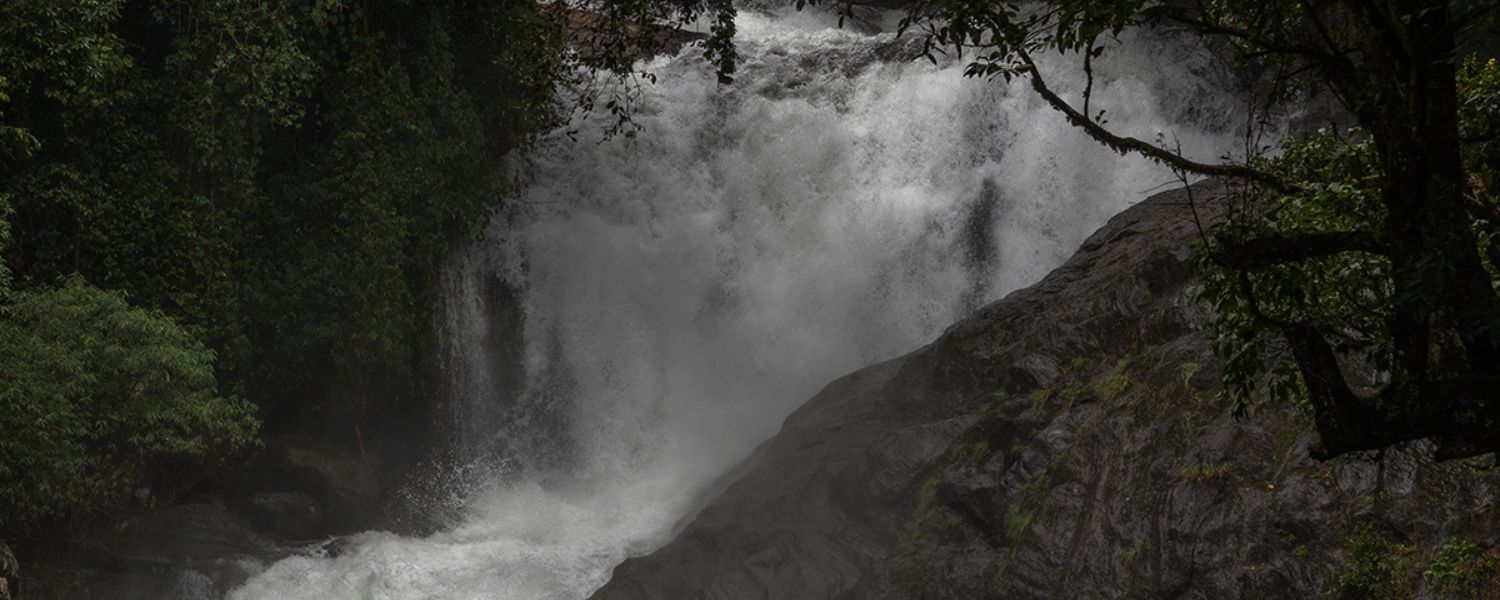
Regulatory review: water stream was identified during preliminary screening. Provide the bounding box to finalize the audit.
[230,7,1247,599]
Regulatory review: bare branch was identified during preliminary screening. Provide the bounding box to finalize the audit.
[1016,50,1294,193]
[1157,9,1337,64]
[1214,230,1387,270]
[1158,3,1370,119]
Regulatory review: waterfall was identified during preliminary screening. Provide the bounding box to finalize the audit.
[231,7,1250,600]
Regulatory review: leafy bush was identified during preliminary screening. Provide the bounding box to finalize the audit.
[1423,537,1500,600]
[1197,127,1387,414]
[1334,527,1416,600]
[0,0,574,431]
[0,276,257,537]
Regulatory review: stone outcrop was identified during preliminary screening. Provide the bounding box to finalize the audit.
[547,5,710,68]
[17,432,384,599]
[1,542,17,600]
[591,180,1500,599]
[242,492,323,541]
[21,502,288,599]
[260,434,380,534]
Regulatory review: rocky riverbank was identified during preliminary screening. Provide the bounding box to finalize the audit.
[13,434,390,599]
[591,180,1500,599]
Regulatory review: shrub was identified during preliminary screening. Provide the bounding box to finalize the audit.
[0,277,258,537]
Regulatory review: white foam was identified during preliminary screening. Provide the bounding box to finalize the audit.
[231,9,1248,600]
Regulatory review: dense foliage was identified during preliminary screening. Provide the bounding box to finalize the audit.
[1,71,258,532]
[0,274,258,536]
[0,0,571,537]
[0,0,575,430]
[0,0,745,540]
[1200,127,1388,415]
[1203,56,1500,425]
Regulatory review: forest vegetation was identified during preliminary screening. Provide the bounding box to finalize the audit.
[0,0,739,546]
[0,0,576,540]
[2,0,1498,569]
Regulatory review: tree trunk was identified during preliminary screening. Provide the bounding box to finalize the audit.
[1308,0,1500,456]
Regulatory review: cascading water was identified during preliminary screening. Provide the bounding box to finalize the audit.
[231,7,1251,600]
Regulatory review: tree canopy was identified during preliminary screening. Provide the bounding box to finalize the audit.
[888,0,1500,458]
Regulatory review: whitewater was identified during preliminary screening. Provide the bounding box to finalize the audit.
[230,7,1249,599]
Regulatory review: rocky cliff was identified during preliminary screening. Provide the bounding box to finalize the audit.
[591,180,1500,599]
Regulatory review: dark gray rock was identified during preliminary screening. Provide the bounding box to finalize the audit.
[265,434,380,532]
[554,6,711,67]
[21,502,290,600]
[1,541,17,600]
[243,492,323,541]
[591,180,1500,599]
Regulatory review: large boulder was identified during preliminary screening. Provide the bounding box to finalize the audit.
[22,502,285,600]
[242,492,323,541]
[261,434,380,533]
[590,180,1500,599]
[20,435,374,598]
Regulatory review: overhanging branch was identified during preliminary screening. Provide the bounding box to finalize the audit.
[1214,230,1387,270]
[1157,7,1339,65]
[1016,50,1295,193]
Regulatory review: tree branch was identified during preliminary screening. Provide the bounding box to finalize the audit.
[1016,50,1294,193]
[1213,230,1387,270]
[1157,7,1340,65]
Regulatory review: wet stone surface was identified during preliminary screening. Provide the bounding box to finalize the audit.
[590,181,1500,599]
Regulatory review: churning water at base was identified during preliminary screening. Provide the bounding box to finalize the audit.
[231,8,1249,600]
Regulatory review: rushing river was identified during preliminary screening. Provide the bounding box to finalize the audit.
[231,6,1247,599]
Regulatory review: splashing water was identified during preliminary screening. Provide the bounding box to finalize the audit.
[231,8,1251,600]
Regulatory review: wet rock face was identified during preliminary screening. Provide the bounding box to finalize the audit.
[243,492,323,541]
[21,502,286,600]
[592,180,1500,599]
[18,433,384,599]
[263,434,380,533]
[1,541,17,600]
[550,6,710,68]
